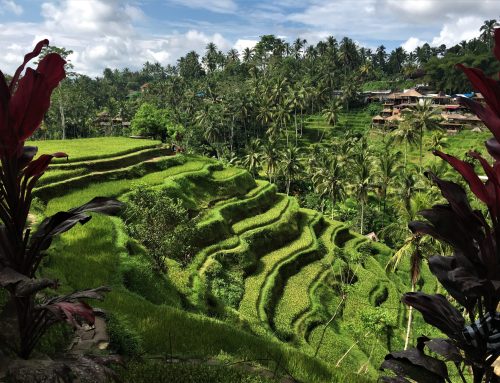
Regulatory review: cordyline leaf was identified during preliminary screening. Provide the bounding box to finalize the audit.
[10,55,66,147]
[23,152,67,178]
[29,197,123,253]
[14,278,58,297]
[46,301,95,327]
[459,97,500,147]
[53,286,110,302]
[18,145,38,170]
[456,64,500,117]
[419,336,464,363]
[487,138,500,161]
[402,292,465,340]
[410,207,476,267]
[379,377,412,383]
[433,150,491,210]
[425,172,484,230]
[0,267,27,287]
[428,255,477,311]
[381,347,448,383]
[495,29,500,62]
[9,39,48,92]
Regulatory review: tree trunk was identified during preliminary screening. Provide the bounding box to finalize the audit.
[315,296,345,357]
[404,283,415,350]
[360,201,364,235]
[419,126,423,173]
[404,140,408,173]
[58,88,66,140]
[294,112,298,146]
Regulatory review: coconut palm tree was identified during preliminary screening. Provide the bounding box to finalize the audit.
[312,155,346,219]
[321,97,343,141]
[242,138,262,178]
[480,19,499,48]
[404,101,442,173]
[427,130,448,152]
[280,145,303,195]
[352,137,373,234]
[392,119,419,172]
[261,137,280,183]
[385,192,445,350]
[377,143,402,227]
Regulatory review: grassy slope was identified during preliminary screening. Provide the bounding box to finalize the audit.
[35,138,438,383]
[30,137,161,163]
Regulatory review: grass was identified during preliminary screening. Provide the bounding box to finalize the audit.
[30,137,161,163]
[32,141,439,382]
[274,222,338,341]
[239,211,319,332]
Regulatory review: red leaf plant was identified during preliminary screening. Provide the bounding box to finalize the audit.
[0,40,122,360]
[381,29,500,383]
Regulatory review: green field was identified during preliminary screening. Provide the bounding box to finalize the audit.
[26,137,441,383]
[29,137,161,163]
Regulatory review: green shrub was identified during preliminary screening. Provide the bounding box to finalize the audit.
[120,360,275,383]
[107,312,142,356]
[125,184,200,269]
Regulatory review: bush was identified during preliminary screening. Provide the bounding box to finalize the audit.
[125,184,200,269]
[107,313,142,357]
[131,103,171,141]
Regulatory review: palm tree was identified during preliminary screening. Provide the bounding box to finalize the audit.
[242,138,262,177]
[273,99,291,145]
[403,101,442,173]
[377,144,402,227]
[242,47,254,63]
[312,155,345,219]
[280,145,303,195]
[427,130,448,152]
[352,137,372,234]
[287,87,302,145]
[261,137,280,183]
[321,98,343,141]
[256,97,273,136]
[480,19,499,48]
[385,192,444,350]
[392,119,419,172]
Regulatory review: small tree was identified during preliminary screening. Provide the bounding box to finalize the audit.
[0,39,122,372]
[125,185,198,270]
[131,102,170,141]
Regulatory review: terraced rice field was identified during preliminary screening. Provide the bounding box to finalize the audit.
[35,141,436,382]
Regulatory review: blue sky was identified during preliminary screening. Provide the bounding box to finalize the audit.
[0,0,498,77]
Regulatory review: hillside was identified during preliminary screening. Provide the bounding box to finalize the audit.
[24,138,439,382]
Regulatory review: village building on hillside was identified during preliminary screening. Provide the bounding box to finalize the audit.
[369,88,485,131]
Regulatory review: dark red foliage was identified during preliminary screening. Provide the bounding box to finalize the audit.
[382,29,500,383]
[0,40,122,360]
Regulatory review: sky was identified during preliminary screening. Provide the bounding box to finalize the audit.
[0,0,498,77]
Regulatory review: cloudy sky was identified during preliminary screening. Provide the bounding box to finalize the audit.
[0,0,498,77]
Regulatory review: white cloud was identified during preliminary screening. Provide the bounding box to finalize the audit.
[431,16,483,47]
[401,37,426,52]
[0,0,22,15]
[0,0,233,77]
[169,0,237,14]
[233,38,257,53]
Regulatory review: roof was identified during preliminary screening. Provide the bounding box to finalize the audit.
[381,108,392,113]
[400,89,423,98]
[372,115,385,121]
[385,115,402,122]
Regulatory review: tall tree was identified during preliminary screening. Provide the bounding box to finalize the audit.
[403,101,442,173]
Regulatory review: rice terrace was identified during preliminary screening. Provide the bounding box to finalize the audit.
[1,1,500,383]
